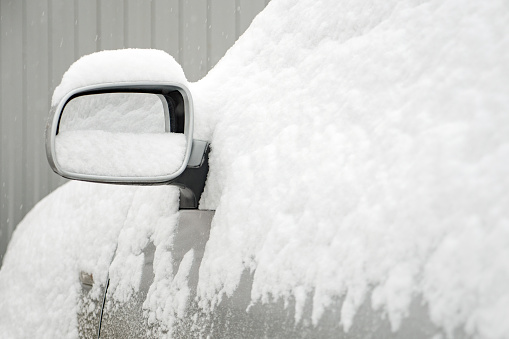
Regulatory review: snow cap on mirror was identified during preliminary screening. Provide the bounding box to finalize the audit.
[52,49,188,107]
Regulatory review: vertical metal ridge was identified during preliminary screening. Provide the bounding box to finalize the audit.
[178,0,183,64]
[235,0,240,39]
[4,0,11,255]
[21,0,28,217]
[5,1,21,247]
[206,0,211,72]
[123,0,128,48]
[47,0,53,188]
[0,0,4,268]
[47,0,53,92]
[32,1,45,208]
[74,0,79,59]
[96,0,101,51]
[29,1,39,205]
[150,0,155,49]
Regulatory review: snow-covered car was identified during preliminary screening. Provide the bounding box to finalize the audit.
[1,0,509,338]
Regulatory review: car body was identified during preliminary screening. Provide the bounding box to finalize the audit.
[45,63,447,338]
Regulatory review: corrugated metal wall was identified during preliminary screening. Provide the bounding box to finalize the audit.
[0,0,269,266]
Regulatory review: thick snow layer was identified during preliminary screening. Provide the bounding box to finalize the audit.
[52,49,188,107]
[0,182,179,338]
[192,0,509,337]
[105,186,180,305]
[1,0,509,338]
[56,131,186,177]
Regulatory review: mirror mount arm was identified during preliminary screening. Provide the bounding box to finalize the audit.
[171,140,210,209]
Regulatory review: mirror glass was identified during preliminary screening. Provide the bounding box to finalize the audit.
[55,92,187,177]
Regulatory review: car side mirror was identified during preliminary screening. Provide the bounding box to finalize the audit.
[46,82,208,209]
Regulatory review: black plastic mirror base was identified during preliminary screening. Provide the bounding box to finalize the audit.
[173,141,210,209]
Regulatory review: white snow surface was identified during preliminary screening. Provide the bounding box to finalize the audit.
[1,0,509,338]
[193,0,509,337]
[60,92,167,133]
[51,49,188,107]
[0,182,180,338]
[56,131,186,177]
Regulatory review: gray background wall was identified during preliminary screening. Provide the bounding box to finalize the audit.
[0,0,269,266]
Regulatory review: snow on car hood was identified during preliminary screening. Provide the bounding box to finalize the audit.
[1,0,509,338]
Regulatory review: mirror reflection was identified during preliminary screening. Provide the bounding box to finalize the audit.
[55,92,187,178]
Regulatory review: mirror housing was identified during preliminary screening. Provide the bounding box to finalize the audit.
[46,82,194,185]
